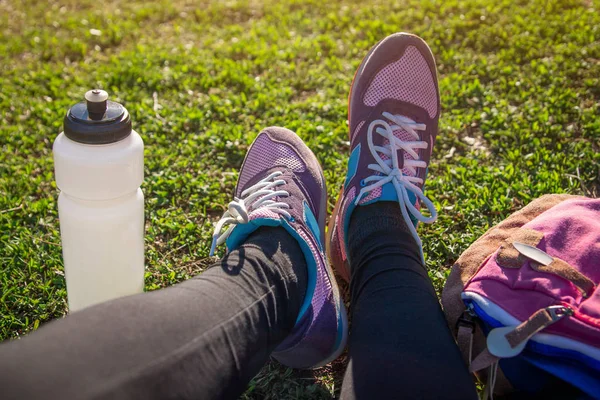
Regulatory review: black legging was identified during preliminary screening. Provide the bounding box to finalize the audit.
[0,203,477,400]
[341,202,477,399]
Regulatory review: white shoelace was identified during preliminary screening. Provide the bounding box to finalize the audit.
[210,171,290,256]
[355,112,438,254]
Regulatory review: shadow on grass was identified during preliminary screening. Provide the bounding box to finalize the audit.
[243,357,348,400]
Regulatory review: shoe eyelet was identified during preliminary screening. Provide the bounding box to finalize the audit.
[360,179,366,187]
[288,216,295,223]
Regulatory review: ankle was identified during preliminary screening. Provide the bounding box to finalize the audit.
[347,203,423,268]
[239,226,308,304]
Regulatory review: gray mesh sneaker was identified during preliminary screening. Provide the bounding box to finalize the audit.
[328,33,441,281]
[211,127,348,368]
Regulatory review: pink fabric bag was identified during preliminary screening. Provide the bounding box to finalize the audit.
[442,195,600,398]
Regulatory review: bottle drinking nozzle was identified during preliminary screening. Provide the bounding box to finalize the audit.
[85,89,109,119]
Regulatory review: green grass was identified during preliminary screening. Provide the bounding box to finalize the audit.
[1,0,599,397]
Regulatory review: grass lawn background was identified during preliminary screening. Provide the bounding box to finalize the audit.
[1,0,599,398]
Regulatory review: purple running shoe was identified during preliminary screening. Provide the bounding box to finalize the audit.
[328,33,441,281]
[210,127,348,369]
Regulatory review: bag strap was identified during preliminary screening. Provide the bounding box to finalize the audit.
[531,259,595,297]
[456,312,476,364]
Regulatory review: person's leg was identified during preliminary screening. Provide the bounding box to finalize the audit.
[339,203,477,399]
[0,226,306,400]
[327,33,477,399]
[0,126,347,400]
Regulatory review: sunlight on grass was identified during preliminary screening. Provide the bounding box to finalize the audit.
[1,0,598,397]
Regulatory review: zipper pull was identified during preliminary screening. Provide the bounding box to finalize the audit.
[470,305,572,373]
[487,305,572,358]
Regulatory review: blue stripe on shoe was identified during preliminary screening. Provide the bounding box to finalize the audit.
[303,201,323,251]
[344,144,361,189]
[342,198,358,254]
[278,219,317,324]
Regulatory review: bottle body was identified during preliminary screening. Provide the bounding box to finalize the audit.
[53,130,145,312]
[58,189,144,311]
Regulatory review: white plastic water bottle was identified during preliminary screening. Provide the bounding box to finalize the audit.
[53,89,145,312]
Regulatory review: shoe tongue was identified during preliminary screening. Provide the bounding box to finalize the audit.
[243,169,301,216]
[237,167,285,198]
[378,126,417,178]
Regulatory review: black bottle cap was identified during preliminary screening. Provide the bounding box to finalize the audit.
[63,90,132,144]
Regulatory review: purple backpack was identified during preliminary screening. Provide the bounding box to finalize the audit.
[442,195,600,398]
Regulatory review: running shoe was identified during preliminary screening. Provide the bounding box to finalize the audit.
[211,127,348,368]
[327,33,441,281]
